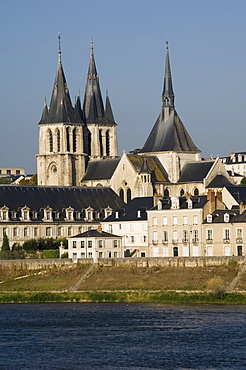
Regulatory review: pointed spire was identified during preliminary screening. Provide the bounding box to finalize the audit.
[83,39,104,121]
[139,158,151,174]
[104,90,115,124]
[40,98,49,123]
[39,35,83,125]
[162,41,175,108]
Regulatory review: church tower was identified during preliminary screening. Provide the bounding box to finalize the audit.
[139,42,201,182]
[83,40,118,160]
[37,36,86,186]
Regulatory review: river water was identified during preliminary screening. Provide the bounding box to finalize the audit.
[0,303,245,369]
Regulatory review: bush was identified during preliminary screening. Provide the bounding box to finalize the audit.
[42,250,59,259]
[61,252,68,258]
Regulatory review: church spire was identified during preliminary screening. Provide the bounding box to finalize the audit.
[83,39,104,122]
[162,41,175,108]
[39,34,82,124]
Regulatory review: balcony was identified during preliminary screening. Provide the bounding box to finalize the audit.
[223,238,230,243]
[162,239,168,245]
[236,238,243,243]
[172,239,178,244]
[206,239,213,244]
[192,239,199,244]
[152,240,158,245]
[182,239,188,244]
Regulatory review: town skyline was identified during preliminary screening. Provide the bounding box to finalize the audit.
[1,0,246,173]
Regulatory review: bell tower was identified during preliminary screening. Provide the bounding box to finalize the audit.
[36,35,86,186]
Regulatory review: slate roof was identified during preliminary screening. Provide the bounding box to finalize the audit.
[0,185,124,222]
[224,185,246,204]
[71,229,121,238]
[81,158,120,181]
[206,174,233,188]
[102,197,154,222]
[152,195,208,210]
[128,155,170,182]
[178,161,214,183]
[203,209,241,224]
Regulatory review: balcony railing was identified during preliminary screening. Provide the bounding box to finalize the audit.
[162,240,168,244]
[223,238,230,243]
[206,239,213,244]
[192,239,199,244]
[152,240,158,245]
[236,238,243,243]
[182,239,188,244]
[172,239,178,244]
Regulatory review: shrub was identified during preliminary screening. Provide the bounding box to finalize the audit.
[42,250,59,259]
[61,252,68,258]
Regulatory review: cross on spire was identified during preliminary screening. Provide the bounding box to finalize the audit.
[58,32,61,62]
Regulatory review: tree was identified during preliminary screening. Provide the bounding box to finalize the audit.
[240,177,246,186]
[2,234,10,251]
[129,148,141,155]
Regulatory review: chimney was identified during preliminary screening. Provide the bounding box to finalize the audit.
[207,190,216,214]
[239,202,245,215]
[216,191,222,203]
[97,225,102,233]
[153,193,163,207]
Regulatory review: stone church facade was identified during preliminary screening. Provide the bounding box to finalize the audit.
[37,40,232,200]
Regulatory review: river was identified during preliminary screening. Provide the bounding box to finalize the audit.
[0,303,245,369]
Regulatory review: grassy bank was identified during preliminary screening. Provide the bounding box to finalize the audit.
[0,290,246,304]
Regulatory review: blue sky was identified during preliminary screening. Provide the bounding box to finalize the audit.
[1,0,246,173]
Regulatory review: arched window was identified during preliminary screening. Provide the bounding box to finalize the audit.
[99,130,103,156]
[119,188,124,202]
[127,188,131,203]
[164,188,169,197]
[49,130,53,152]
[194,188,199,196]
[87,130,91,156]
[73,128,77,152]
[180,189,184,196]
[66,127,70,152]
[106,130,110,156]
[57,129,60,152]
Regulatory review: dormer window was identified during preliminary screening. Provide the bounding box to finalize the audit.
[207,214,212,223]
[21,206,30,222]
[55,211,60,220]
[137,210,141,218]
[187,198,192,209]
[43,207,53,222]
[65,206,74,221]
[104,206,113,219]
[12,211,17,219]
[224,213,230,223]
[85,207,94,221]
[115,211,119,219]
[32,211,38,219]
[171,197,179,209]
[75,211,81,220]
[0,206,9,221]
[157,200,162,210]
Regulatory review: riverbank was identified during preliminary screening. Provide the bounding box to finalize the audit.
[0,290,246,304]
[0,259,245,303]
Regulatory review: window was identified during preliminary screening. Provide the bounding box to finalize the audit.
[68,227,72,236]
[172,230,178,243]
[98,240,103,248]
[72,253,77,261]
[13,228,18,237]
[114,252,118,258]
[164,188,169,197]
[73,128,77,152]
[57,129,60,152]
[113,240,118,248]
[46,227,51,237]
[153,217,157,226]
[106,130,110,156]
[99,252,103,258]
[237,229,243,239]
[23,212,28,220]
[34,227,38,237]
[88,252,92,258]
[81,252,86,258]
[180,189,184,196]
[81,241,85,248]
[206,229,213,242]
[173,216,177,226]
[183,216,188,225]
[119,188,124,202]
[66,127,70,152]
[163,231,168,243]
[153,231,158,244]
[88,240,92,248]
[142,235,147,243]
[224,229,230,241]
[3,228,7,236]
[137,210,141,218]
[194,188,199,196]
[57,227,62,236]
[193,230,198,243]
[163,216,167,226]
[193,215,198,225]
[183,230,188,243]
[115,211,119,219]
[99,129,103,156]
[130,236,135,243]
[16,170,20,175]
[24,228,28,237]
[126,188,131,203]
[224,213,230,223]
[207,214,212,223]
[49,130,53,152]
[73,241,76,248]
[7,169,11,175]
[46,212,51,220]
[173,247,178,257]
[109,225,112,233]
